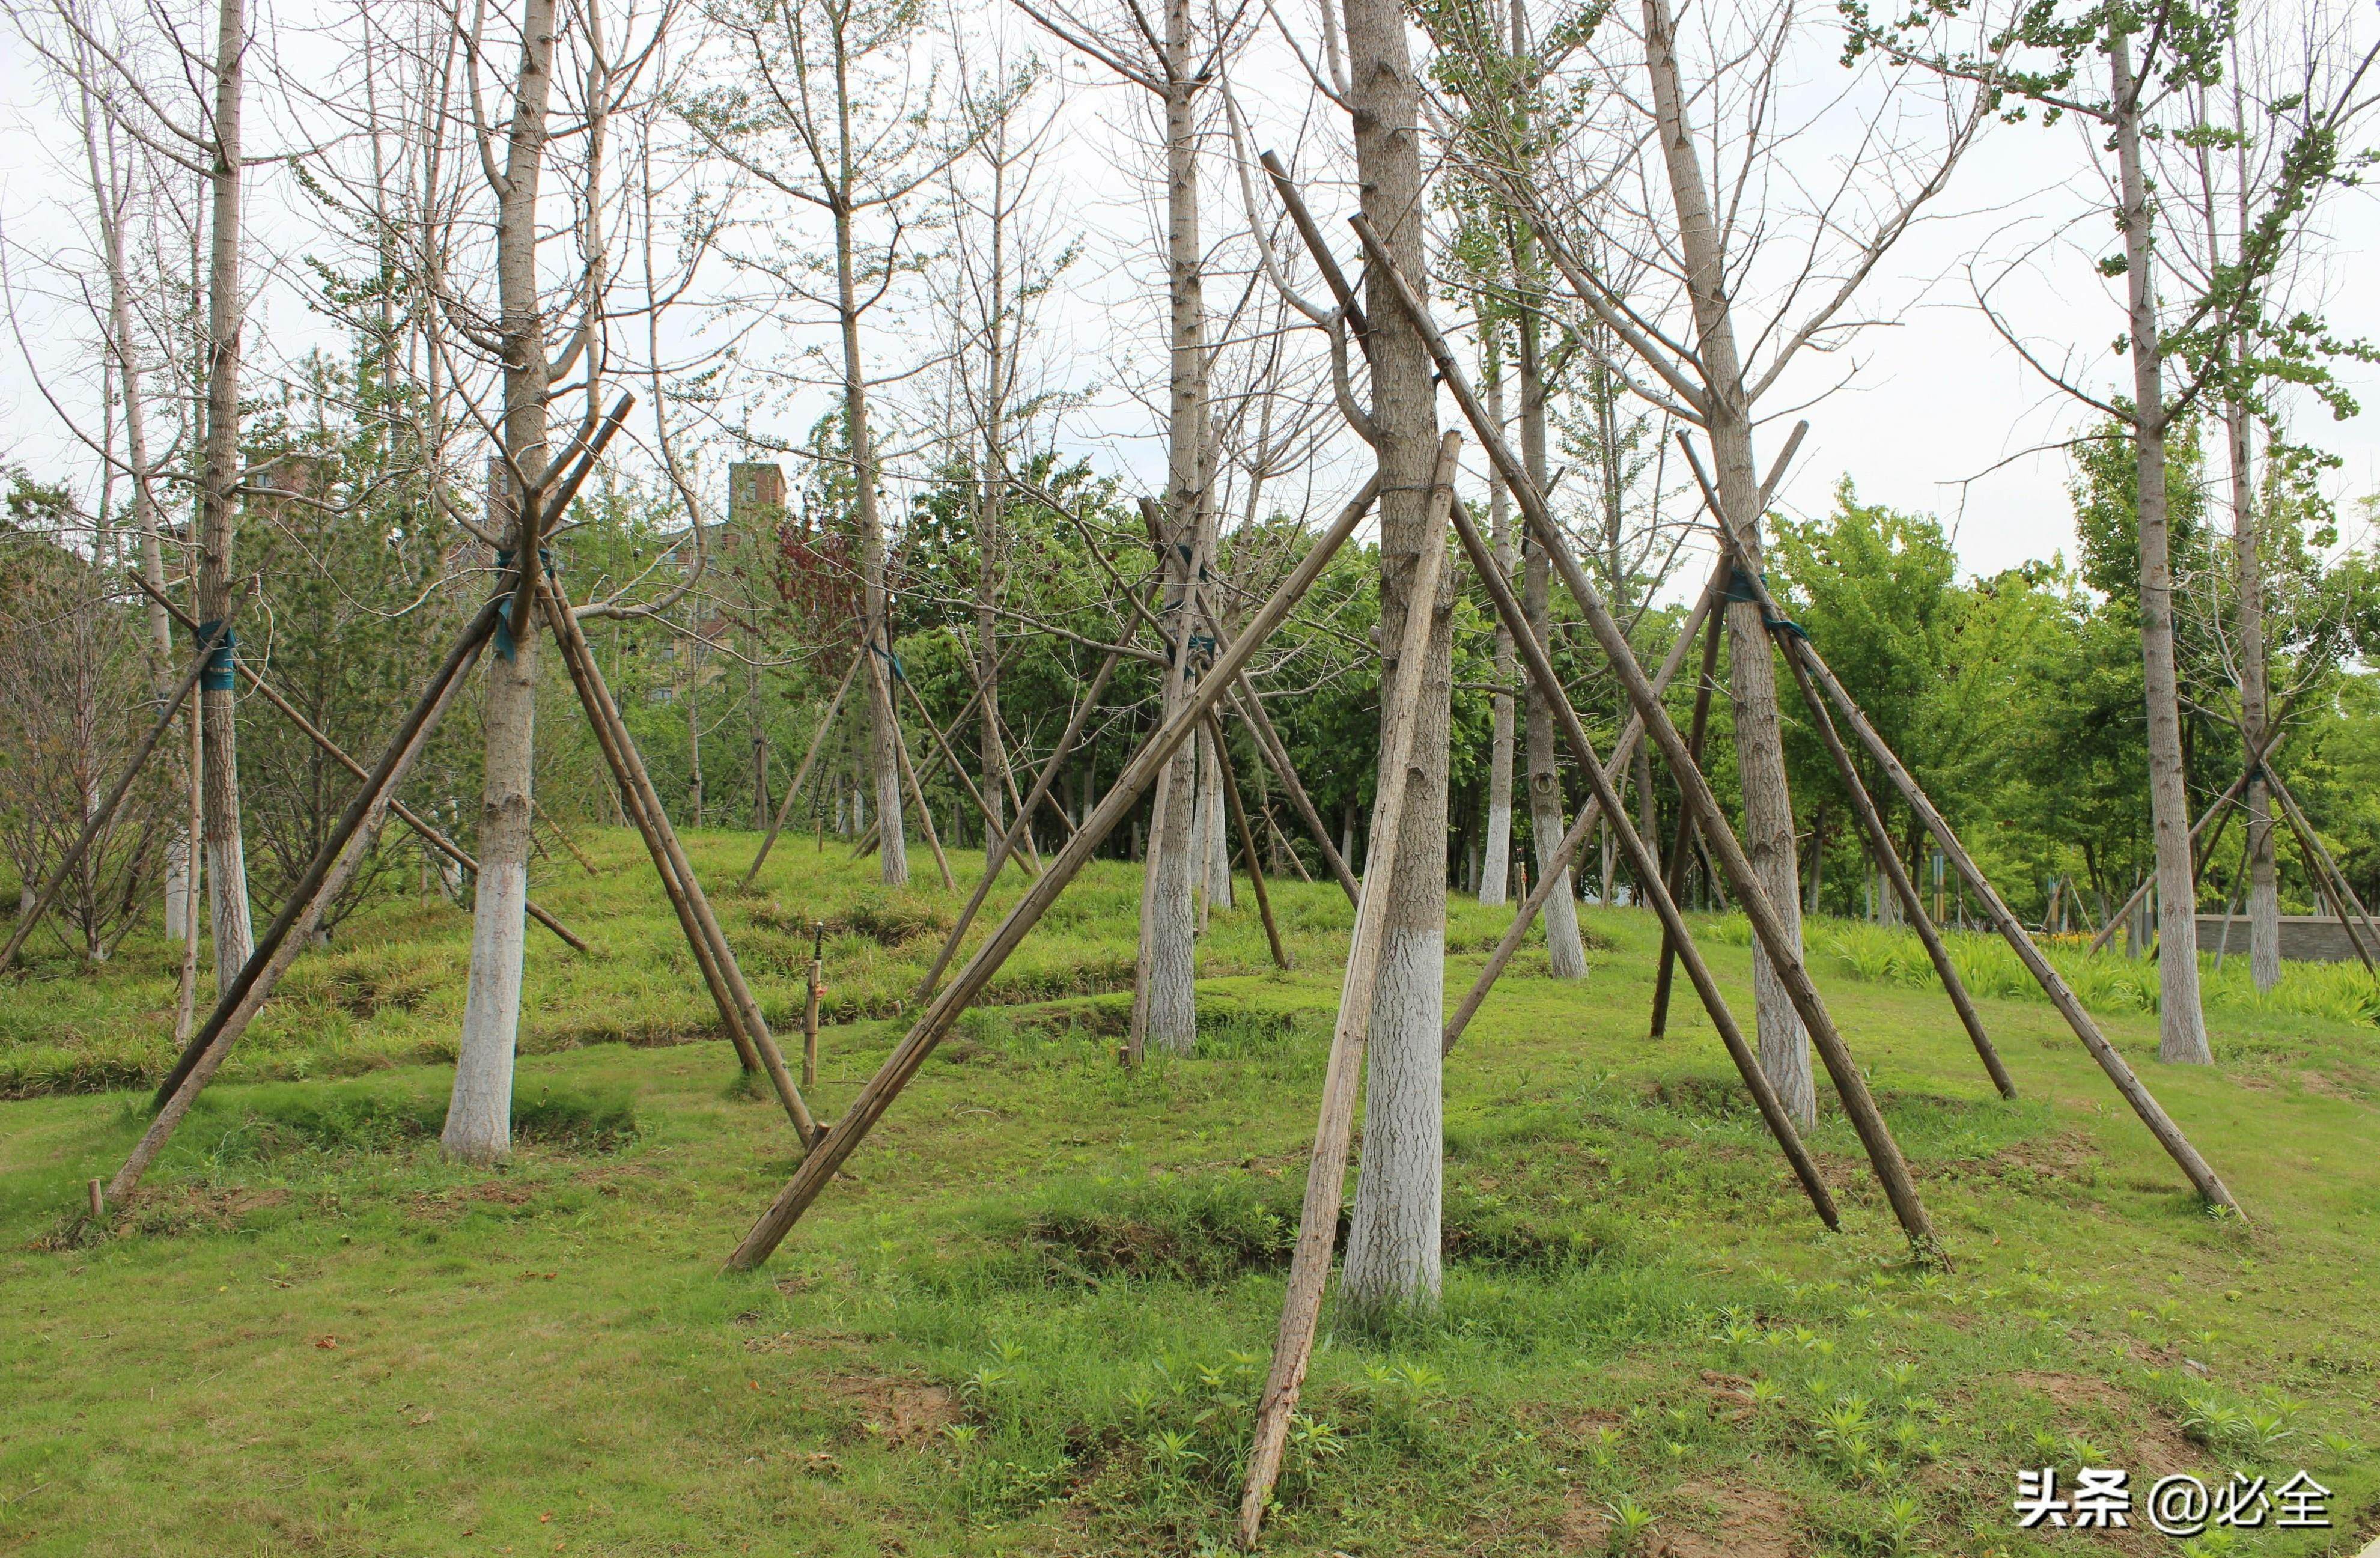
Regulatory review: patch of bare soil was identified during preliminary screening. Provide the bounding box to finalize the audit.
[1660,1477,1804,1558]
[2003,1372,2201,1478]
[828,1373,963,1446]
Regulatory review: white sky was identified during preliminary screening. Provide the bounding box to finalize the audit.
[2,0,2375,589]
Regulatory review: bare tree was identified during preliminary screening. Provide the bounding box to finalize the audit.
[1447,0,1989,1122]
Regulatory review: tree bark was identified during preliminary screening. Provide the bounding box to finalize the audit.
[1515,266,1589,977]
[2112,32,2211,1063]
[1131,0,1208,1056]
[1642,0,1811,1123]
[196,0,254,990]
[1479,315,1515,905]
[1339,0,1449,1316]
[446,0,559,1165]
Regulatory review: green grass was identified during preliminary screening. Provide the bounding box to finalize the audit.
[2,831,2376,1555]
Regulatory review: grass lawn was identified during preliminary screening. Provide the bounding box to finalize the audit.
[2,829,2376,1556]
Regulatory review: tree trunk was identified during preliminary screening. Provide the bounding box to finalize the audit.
[1642,0,1811,1124]
[1516,270,1589,978]
[2226,386,2278,991]
[446,0,558,1164]
[196,0,254,990]
[1479,316,1515,906]
[1133,5,1208,1056]
[1340,0,1449,1315]
[2112,33,2211,1063]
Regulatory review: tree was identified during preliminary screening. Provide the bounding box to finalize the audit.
[1336,0,1452,1316]
[1853,0,2379,1062]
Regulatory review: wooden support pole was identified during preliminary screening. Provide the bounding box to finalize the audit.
[847,685,985,863]
[867,651,957,892]
[1715,542,2246,1216]
[805,922,823,1092]
[1444,560,1725,1053]
[542,578,820,1141]
[1267,811,1313,882]
[1238,441,1457,1548]
[2261,765,2380,970]
[741,656,857,889]
[2089,727,2292,954]
[1677,437,2016,1100]
[1224,678,1360,907]
[898,672,1032,879]
[915,633,1137,1003]
[722,473,1383,1271]
[124,570,587,953]
[1354,213,1942,1257]
[1443,494,1840,1226]
[1208,711,1290,970]
[121,595,502,1196]
[1649,608,1722,1038]
[4,609,223,968]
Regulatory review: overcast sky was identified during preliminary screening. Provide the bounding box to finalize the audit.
[3,0,2375,592]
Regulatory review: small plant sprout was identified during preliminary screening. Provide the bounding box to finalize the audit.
[1604,1496,1658,1553]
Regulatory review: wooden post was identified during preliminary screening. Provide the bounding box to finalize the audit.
[1442,495,1840,1225]
[898,672,1032,879]
[124,571,587,953]
[4,612,221,968]
[1444,560,1725,1053]
[1208,712,1289,970]
[87,1178,104,1223]
[120,594,503,1198]
[722,473,1383,1272]
[541,577,821,1142]
[1238,442,1457,1547]
[915,633,1138,1002]
[1649,609,1722,1038]
[805,922,823,1092]
[1354,214,1943,1257]
[741,655,857,889]
[1678,438,2016,1100]
[1718,550,2246,1216]
[2261,765,2380,970]
[1223,679,1362,907]
[2089,729,2289,954]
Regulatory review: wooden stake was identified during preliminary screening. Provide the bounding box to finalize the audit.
[1265,811,1314,883]
[805,922,823,1092]
[1224,676,1361,908]
[1717,550,2246,1216]
[1443,495,1840,1223]
[1676,437,2016,1100]
[1208,712,1290,970]
[1354,213,1943,1257]
[120,597,500,1199]
[1444,560,1725,1053]
[4,609,222,968]
[124,570,587,953]
[915,631,1139,1002]
[541,578,820,1141]
[898,672,1032,879]
[87,1178,104,1223]
[743,656,857,889]
[722,473,1383,1271]
[1649,607,1722,1038]
[1237,440,1458,1549]
[2261,764,2380,969]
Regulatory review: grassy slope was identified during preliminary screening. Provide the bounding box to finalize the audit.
[1,831,2376,1557]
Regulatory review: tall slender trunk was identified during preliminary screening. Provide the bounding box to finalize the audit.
[1642,0,1811,1123]
[2230,392,2278,991]
[2112,34,2212,1063]
[1515,249,1589,977]
[1341,0,1449,1314]
[1478,316,1515,906]
[446,0,559,1163]
[196,0,254,989]
[1133,0,1207,1055]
